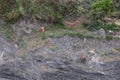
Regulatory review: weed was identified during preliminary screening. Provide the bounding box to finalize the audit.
[20,53,27,61]
[116,48,120,52]
[101,51,107,56]
[104,23,120,31]
[50,46,59,51]
[32,28,37,34]
[40,32,47,40]
[106,35,113,41]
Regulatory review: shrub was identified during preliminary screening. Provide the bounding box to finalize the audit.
[89,20,120,31]
[1,0,81,25]
[104,23,120,31]
[5,9,20,23]
[90,0,114,20]
[89,19,105,30]
[0,0,16,14]
[37,0,80,25]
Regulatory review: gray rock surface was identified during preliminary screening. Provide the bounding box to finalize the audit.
[0,34,16,62]
[0,51,120,80]
[93,28,106,38]
[98,28,106,38]
[0,35,120,80]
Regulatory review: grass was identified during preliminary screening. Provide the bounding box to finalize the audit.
[39,25,94,39]
[0,23,94,41]
[39,25,120,40]
[0,20,119,43]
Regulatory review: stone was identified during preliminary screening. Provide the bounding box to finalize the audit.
[98,28,106,38]
[115,19,120,26]
[0,34,17,62]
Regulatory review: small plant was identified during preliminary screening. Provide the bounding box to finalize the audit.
[104,23,119,31]
[89,19,105,30]
[50,46,59,51]
[41,33,47,40]
[106,35,113,40]
[82,21,89,28]
[91,0,114,20]
[101,51,107,56]
[20,53,27,61]
[116,48,120,52]
[49,33,64,38]
[5,9,20,23]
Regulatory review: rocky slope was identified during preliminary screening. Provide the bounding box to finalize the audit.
[0,34,120,80]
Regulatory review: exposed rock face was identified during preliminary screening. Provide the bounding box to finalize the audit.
[0,62,27,80]
[0,35,120,80]
[0,34,16,62]
[0,51,120,80]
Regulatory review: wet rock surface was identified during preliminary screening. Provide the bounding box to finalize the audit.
[0,35,120,80]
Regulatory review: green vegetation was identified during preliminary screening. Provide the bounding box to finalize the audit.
[40,33,47,40]
[0,0,80,24]
[106,35,114,40]
[20,53,27,60]
[89,21,120,32]
[0,0,120,40]
[116,48,120,52]
[104,23,119,31]
[49,46,59,51]
[88,0,118,30]
[38,26,95,39]
[0,23,14,41]
[91,0,114,20]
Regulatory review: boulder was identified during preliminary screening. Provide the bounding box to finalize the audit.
[115,19,120,26]
[98,28,106,38]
